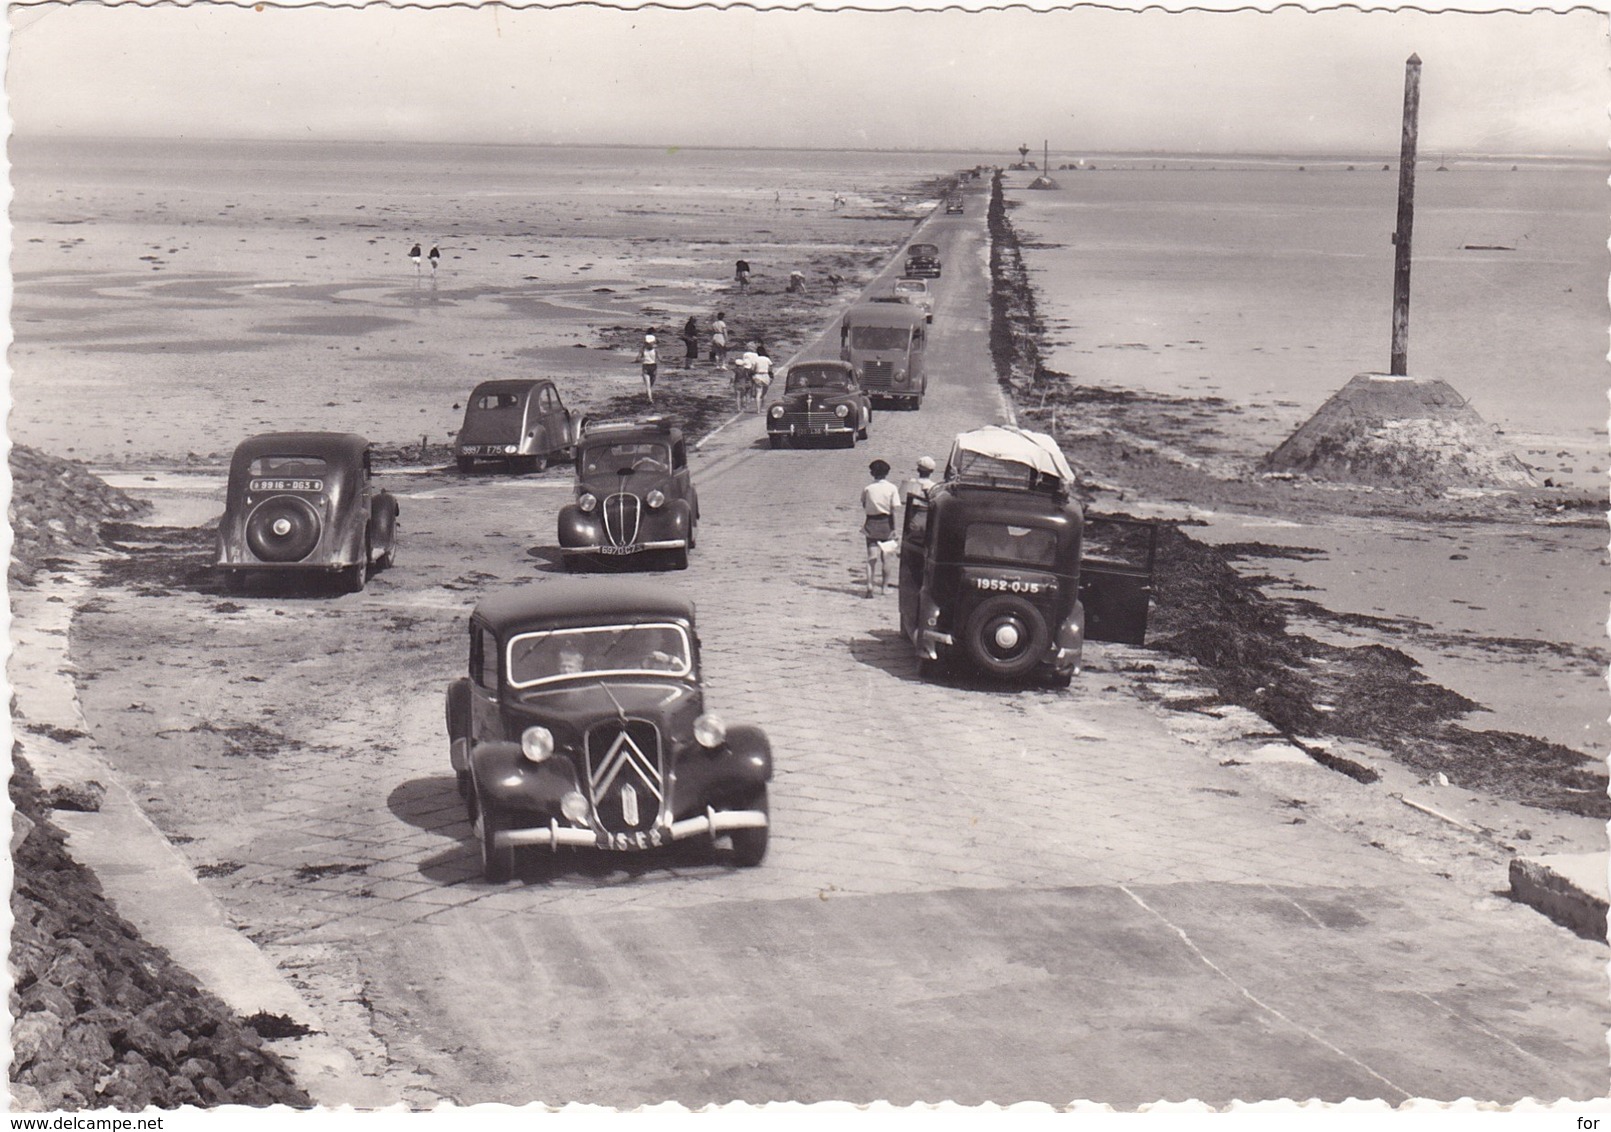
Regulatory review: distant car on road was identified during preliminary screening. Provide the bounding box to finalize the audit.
[216,432,398,594]
[766,360,872,448]
[872,277,933,323]
[454,379,585,473]
[444,581,773,880]
[839,303,928,409]
[944,198,965,215]
[558,417,698,570]
[899,426,1157,687]
[904,242,942,278]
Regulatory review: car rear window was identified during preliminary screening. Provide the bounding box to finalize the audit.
[963,522,1058,568]
[247,455,329,477]
[473,392,523,412]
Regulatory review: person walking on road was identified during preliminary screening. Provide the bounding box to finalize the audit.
[860,459,901,598]
[710,312,729,365]
[735,259,751,291]
[748,342,773,413]
[681,316,699,369]
[638,334,659,404]
[428,245,441,273]
[902,455,939,504]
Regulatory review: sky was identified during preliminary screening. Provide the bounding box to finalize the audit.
[8,4,1609,155]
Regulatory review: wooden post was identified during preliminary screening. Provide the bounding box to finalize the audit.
[1390,53,1421,376]
[1043,139,1050,172]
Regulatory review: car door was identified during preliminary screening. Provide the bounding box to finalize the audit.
[1077,515,1159,646]
[671,438,697,521]
[468,622,504,743]
[897,498,931,638]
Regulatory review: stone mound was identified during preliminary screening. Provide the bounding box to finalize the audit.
[10,445,152,583]
[1264,373,1535,489]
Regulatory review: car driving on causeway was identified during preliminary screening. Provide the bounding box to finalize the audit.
[444,582,773,880]
[839,303,928,409]
[215,431,398,594]
[898,426,1157,687]
[873,277,933,323]
[454,378,584,473]
[904,241,942,278]
[558,417,699,570]
[766,360,872,448]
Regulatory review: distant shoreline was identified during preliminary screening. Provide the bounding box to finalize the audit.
[11,133,1604,167]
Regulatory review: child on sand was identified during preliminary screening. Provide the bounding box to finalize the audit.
[860,459,901,597]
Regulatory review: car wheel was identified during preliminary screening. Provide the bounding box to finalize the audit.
[962,595,1051,679]
[529,453,549,474]
[1043,667,1074,690]
[219,568,243,595]
[858,422,869,440]
[769,435,786,449]
[917,656,946,681]
[669,547,689,571]
[456,456,475,473]
[341,553,367,594]
[478,802,513,882]
[842,430,857,449]
[728,788,769,867]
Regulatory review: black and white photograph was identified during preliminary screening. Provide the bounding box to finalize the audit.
[7,0,1609,1115]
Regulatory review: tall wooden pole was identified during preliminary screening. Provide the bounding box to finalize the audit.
[1390,53,1421,376]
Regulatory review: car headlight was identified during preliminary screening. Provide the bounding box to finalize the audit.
[645,489,666,509]
[521,726,555,763]
[894,370,908,385]
[578,492,598,513]
[769,405,785,420]
[834,404,850,418]
[693,713,727,750]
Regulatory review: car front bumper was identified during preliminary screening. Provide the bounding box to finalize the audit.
[560,538,687,555]
[482,805,768,852]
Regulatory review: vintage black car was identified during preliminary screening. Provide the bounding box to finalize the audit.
[454,379,584,473]
[898,426,1156,686]
[904,241,942,278]
[944,198,965,215]
[444,582,773,880]
[558,418,699,570]
[215,432,398,594]
[766,360,872,448]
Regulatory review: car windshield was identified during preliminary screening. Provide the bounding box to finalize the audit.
[248,455,330,477]
[506,623,693,687]
[471,391,525,414]
[910,245,938,257]
[581,441,671,477]
[787,368,852,392]
[963,522,1059,568]
[849,326,910,351]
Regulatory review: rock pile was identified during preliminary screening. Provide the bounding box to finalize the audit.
[9,755,312,1110]
[1264,373,1536,490]
[10,445,151,584]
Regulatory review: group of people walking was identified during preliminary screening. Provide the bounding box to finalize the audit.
[635,312,772,410]
[860,455,938,598]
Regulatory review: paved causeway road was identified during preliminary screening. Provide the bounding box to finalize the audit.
[69,186,1608,1106]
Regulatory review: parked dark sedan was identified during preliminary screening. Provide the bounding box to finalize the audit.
[557,418,698,570]
[215,432,398,594]
[444,582,773,880]
[454,379,584,473]
[766,361,872,448]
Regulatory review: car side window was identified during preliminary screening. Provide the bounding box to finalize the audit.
[471,626,499,688]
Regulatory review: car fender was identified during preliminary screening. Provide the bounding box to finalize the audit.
[723,723,773,783]
[469,740,582,810]
[557,504,598,548]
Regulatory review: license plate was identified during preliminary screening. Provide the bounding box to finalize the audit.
[471,446,505,455]
[599,828,666,851]
[596,544,643,556]
[249,478,323,492]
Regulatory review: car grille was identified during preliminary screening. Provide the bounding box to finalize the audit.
[861,361,894,389]
[781,410,842,429]
[602,493,641,547]
[585,720,665,835]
